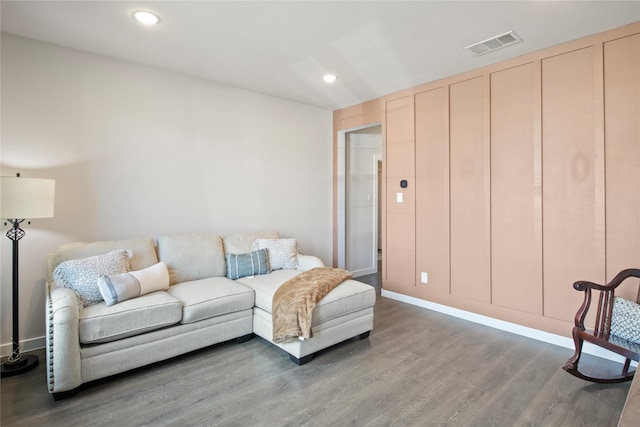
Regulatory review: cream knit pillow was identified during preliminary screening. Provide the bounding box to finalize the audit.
[252,238,298,270]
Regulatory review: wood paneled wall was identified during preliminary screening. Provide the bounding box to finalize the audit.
[334,22,640,337]
[449,76,491,303]
[490,62,542,315]
[541,46,606,322]
[604,33,640,303]
[415,88,450,295]
[384,97,416,294]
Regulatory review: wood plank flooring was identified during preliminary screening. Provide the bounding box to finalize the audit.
[1,272,631,426]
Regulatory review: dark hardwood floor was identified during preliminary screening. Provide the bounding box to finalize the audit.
[1,269,631,426]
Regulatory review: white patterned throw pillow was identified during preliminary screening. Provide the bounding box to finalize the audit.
[252,238,298,270]
[53,249,132,307]
[610,296,640,344]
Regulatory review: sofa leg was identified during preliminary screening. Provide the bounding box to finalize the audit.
[52,388,79,401]
[235,334,253,344]
[290,353,314,365]
[358,331,371,340]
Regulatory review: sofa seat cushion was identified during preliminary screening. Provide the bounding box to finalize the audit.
[237,270,376,327]
[79,291,182,345]
[167,277,255,324]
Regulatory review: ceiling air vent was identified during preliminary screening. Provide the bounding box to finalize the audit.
[465,31,522,56]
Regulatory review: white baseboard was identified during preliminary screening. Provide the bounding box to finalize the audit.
[1,336,45,359]
[381,289,637,366]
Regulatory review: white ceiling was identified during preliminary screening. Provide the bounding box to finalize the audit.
[2,1,639,111]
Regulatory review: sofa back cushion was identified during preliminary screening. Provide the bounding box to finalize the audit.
[157,234,225,285]
[222,230,280,254]
[48,238,158,284]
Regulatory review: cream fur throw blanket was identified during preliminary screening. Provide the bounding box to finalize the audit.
[272,267,352,343]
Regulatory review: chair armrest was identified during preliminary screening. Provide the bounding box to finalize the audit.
[574,268,640,292]
[46,282,82,394]
[296,254,325,271]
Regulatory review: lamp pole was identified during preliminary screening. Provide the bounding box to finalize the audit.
[1,218,39,377]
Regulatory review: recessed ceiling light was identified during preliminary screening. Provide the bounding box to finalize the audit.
[132,10,161,25]
[323,74,338,83]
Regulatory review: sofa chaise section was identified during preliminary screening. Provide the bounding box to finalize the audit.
[236,269,375,364]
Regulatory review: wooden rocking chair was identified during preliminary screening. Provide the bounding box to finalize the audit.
[563,268,640,383]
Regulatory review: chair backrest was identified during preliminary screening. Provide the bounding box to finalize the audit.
[575,269,640,339]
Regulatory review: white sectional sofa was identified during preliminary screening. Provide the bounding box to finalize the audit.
[45,231,375,400]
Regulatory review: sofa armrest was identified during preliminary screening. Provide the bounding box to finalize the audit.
[46,282,82,395]
[296,254,325,271]
[619,369,640,426]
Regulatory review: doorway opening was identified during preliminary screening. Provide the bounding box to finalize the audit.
[337,123,383,277]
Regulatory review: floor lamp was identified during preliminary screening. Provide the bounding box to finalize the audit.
[1,173,55,377]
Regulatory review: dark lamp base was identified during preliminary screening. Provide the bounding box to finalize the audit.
[1,354,39,377]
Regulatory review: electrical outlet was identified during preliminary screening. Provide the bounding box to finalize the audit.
[421,272,428,283]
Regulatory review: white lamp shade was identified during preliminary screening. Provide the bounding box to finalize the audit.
[1,176,55,219]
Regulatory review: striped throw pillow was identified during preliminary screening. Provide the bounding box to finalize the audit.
[225,249,270,280]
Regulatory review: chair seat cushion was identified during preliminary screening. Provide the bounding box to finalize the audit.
[611,296,640,344]
[79,291,182,344]
[237,270,375,326]
[167,277,255,324]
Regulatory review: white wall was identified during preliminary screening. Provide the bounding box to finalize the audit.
[0,33,333,354]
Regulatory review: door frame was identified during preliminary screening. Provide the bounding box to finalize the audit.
[336,122,382,272]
